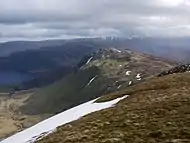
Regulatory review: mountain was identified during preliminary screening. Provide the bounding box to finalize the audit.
[20,48,175,115]
[0,41,100,73]
[76,37,190,63]
[1,37,190,142]
[2,65,190,143]
[1,37,190,61]
[121,37,190,63]
[36,71,190,143]
[0,40,67,57]
[1,37,190,88]
[0,40,101,88]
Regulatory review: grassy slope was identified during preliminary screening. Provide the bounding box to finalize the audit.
[21,50,175,115]
[37,72,190,143]
[21,66,115,114]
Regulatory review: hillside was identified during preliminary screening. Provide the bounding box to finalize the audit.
[1,96,127,143]
[0,40,66,57]
[2,64,190,143]
[0,41,98,73]
[0,40,99,89]
[21,48,175,115]
[36,71,190,143]
[0,48,175,140]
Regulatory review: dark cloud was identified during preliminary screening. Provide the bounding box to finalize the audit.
[0,0,190,41]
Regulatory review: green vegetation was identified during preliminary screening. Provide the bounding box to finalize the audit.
[37,72,190,143]
[21,49,174,115]
[84,59,128,76]
[21,66,115,114]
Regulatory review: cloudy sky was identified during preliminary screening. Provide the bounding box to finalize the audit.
[0,0,190,41]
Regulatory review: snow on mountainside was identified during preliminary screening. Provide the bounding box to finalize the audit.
[21,48,175,116]
[1,96,128,143]
[79,48,175,89]
[0,48,176,140]
[36,72,190,143]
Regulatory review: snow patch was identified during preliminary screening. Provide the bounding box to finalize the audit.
[2,96,129,143]
[86,76,96,87]
[126,71,131,76]
[136,73,142,81]
[117,85,122,89]
[111,48,121,53]
[86,57,93,65]
[136,73,141,79]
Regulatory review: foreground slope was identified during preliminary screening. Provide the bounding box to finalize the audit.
[21,48,174,115]
[0,91,50,140]
[1,96,128,143]
[37,72,190,143]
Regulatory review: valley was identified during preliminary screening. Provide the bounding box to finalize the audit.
[0,91,51,140]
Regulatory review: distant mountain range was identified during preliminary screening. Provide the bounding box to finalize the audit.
[0,37,189,88]
[1,37,190,61]
[0,39,101,87]
[0,40,67,57]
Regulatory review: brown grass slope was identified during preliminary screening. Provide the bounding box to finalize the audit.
[37,72,190,143]
[0,91,50,140]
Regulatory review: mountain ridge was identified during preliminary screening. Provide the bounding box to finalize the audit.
[20,48,175,115]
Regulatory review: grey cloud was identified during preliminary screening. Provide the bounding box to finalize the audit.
[0,0,190,41]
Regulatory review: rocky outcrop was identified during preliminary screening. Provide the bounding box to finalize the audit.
[158,64,190,77]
